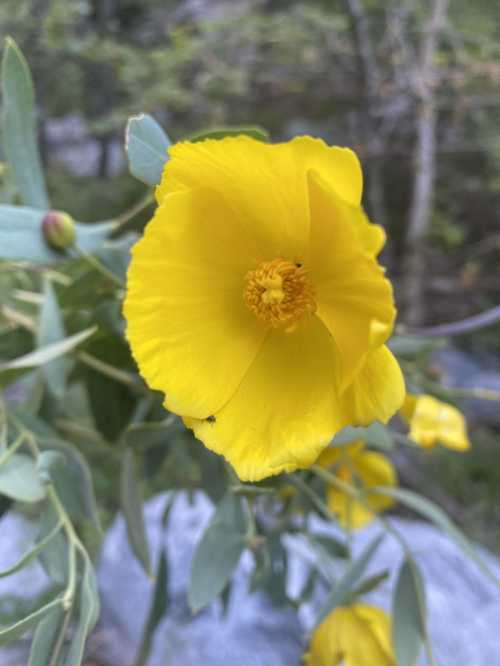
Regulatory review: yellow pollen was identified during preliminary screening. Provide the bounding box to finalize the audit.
[243,258,316,329]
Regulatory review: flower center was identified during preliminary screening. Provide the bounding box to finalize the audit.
[243,258,316,330]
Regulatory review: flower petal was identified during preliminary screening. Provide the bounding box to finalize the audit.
[287,135,363,206]
[353,450,397,512]
[402,394,470,451]
[185,316,348,482]
[341,345,406,426]
[124,188,266,419]
[308,172,396,387]
[157,136,313,260]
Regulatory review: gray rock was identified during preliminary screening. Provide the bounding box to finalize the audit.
[98,492,304,666]
[431,346,500,426]
[3,493,500,665]
[287,516,500,666]
[99,493,500,666]
[0,511,51,665]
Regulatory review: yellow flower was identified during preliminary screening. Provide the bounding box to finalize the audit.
[401,394,470,451]
[124,136,405,481]
[304,604,395,666]
[317,442,396,529]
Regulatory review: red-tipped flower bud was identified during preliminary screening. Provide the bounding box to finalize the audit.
[42,210,76,250]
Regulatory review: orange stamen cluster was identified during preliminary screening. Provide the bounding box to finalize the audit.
[244,258,316,330]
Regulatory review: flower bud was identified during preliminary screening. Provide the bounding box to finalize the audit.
[42,210,76,250]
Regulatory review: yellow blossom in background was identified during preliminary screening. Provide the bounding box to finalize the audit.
[317,442,397,529]
[124,136,405,481]
[304,604,395,666]
[401,394,470,451]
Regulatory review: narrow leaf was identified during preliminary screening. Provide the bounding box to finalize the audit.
[28,605,66,666]
[121,448,152,576]
[188,492,248,612]
[375,486,500,586]
[40,439,102,536]
[0,326,97,377]
[63,556,100,666]
[314,534,384,627]
[126,113,171,186]
[0,205,116,264]
[38,279,69,397]
[0,597,62,646]
[393,558,426,666]
[1,37,49,209]
[0,453,46,503]
[133,548,169,666]
[0,519,62,578]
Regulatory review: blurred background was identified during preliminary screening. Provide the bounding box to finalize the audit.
[1,0,499,548]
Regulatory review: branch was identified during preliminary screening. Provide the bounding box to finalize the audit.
[403,304,500,337]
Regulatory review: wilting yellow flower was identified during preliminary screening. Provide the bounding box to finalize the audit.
[317,442,396,528]
[304,604,395,666]
[401,394,470,451]
[124,136,405,481]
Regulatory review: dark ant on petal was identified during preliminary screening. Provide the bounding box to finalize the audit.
[206,415,216,423]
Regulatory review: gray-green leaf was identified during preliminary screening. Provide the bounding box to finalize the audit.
[0,597,62,646]
[1,37,49,209]
[375,486,500,586]
[63,555,100,666]
[0,205,116,264]
[133,547,169,666]
[393,558,426,666]
[126,113,171,186]
[28,605,66,666]
[38,279,69,397]
[0,453,46,503]
[0,326,97,382]
[0,518,62,578]
[188,492,249,612]
[314,534,384,628]
[121,448,152,577]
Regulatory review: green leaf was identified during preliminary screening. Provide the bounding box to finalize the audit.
[36,503,68,585]
[133,547,169,666]
[0,518,62,578]
[314,534,384,627]
[63,555,100,666]
[0,326,97,386]
[0,597,62,647]
[36,450,65,485]
[0,205,116,264]
[187,126,270,143]
[188,492,248,612]
[0,453,46,503]
[313,534,349,560]
[28,605,65,666]
[38,279,69,397]
[1,37,49,209]
[40,440,102,535]
[332,422,393,449]
[354,569,389,597]
[121,448,152,577]
[393,558,426,666]
[388,335,445,359]
[375,486,500,586]
[126,113,171,186]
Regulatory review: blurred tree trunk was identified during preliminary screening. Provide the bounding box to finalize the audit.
[404,0,449,325]
[343,0,391,265]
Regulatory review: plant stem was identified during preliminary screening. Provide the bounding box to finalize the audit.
[0,432,27,467]
[72,244,124,288]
